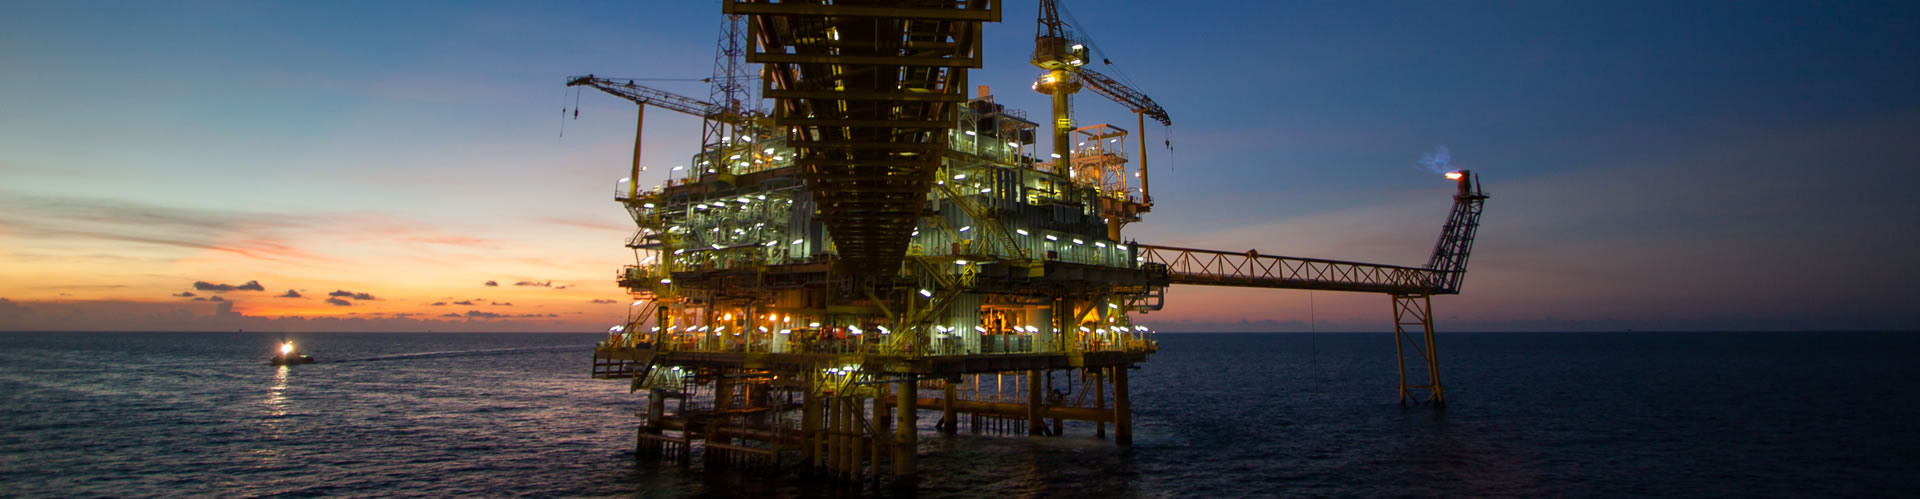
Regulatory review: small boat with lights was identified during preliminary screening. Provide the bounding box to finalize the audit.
[269,341,315,366]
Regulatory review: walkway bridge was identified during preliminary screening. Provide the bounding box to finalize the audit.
[1138,171,1489,405]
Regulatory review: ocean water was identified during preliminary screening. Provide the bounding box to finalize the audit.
[2,332,1916,497]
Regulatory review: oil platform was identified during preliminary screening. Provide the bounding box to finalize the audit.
[580,0,1488,480]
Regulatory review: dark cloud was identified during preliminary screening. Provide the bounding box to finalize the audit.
[514,281,551,287]
[465,310,503,319]
[328,290,376,300]
[484,280,499,287]
[208,296,225,302]
[194,280,265,292]
[325,297,351,306]
[440,313,462,318]
[590,299,618,304]
[173,291,196,297]
[489,301,512,306]
[453,300,475,306]
[430,301,448,306]
[280,289,302,298]
[192,297,207,301]
[0,298,25,318]
[392,313,415,318]
[554,285,570,290]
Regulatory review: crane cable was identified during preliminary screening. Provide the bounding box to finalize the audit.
[1058,2,1144,91]
[1055,2,1173,170]
[559,86,571,140]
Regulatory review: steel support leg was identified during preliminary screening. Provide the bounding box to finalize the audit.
[941,380,958,434]
[1392,293,1446,406]
[1114,365,1132,446]
[1027,369,1043,435]
[895,376,918,478]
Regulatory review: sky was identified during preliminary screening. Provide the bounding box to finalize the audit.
[2,1,1915,333]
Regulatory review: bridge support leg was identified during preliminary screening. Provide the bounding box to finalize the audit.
[1391,293,1446,406]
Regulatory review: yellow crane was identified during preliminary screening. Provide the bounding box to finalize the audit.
[1030,0,1172,205]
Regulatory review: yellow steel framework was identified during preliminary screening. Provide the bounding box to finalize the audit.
[575,0,1487,485]
[1135,172,1489,405]
[730,0,999,278]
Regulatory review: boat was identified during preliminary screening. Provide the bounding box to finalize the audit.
[269,340,315,365]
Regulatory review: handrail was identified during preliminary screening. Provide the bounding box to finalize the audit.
[1137,245,1443,295]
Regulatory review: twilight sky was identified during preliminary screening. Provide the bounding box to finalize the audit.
[2,1,1915,332]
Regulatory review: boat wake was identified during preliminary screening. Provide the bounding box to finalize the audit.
[330,345,588,363]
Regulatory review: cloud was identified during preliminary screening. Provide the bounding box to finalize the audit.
[173,291,197,297]
[465,310,503,319]
[590,299,618,304]
[532,216,627,232]
[0,298,26,318]
[192,297,207,301]
[440,313,462,318]
[489,301,512,306]
[325,297,351,306]
[328,290,377,300]
[280,289,302,298]
[0,298,611,332]
[209,295,225,302]
[554,285,570,290]
[194,280,266,292]
[430,301,448,306]
[453,300,475,306]
[484,280,499,287]
[0,194,326,265]
[514,281,551,287]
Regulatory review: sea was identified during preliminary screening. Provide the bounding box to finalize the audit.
[2,331,1916,497]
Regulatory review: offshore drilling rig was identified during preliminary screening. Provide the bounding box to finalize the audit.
[579,0,1487,480]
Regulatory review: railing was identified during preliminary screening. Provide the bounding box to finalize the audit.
[644,328,1154,358]
[1138,244,1440,294]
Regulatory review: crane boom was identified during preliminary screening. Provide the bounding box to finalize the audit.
[566,75,722,119]
[1080,68,1171,126]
